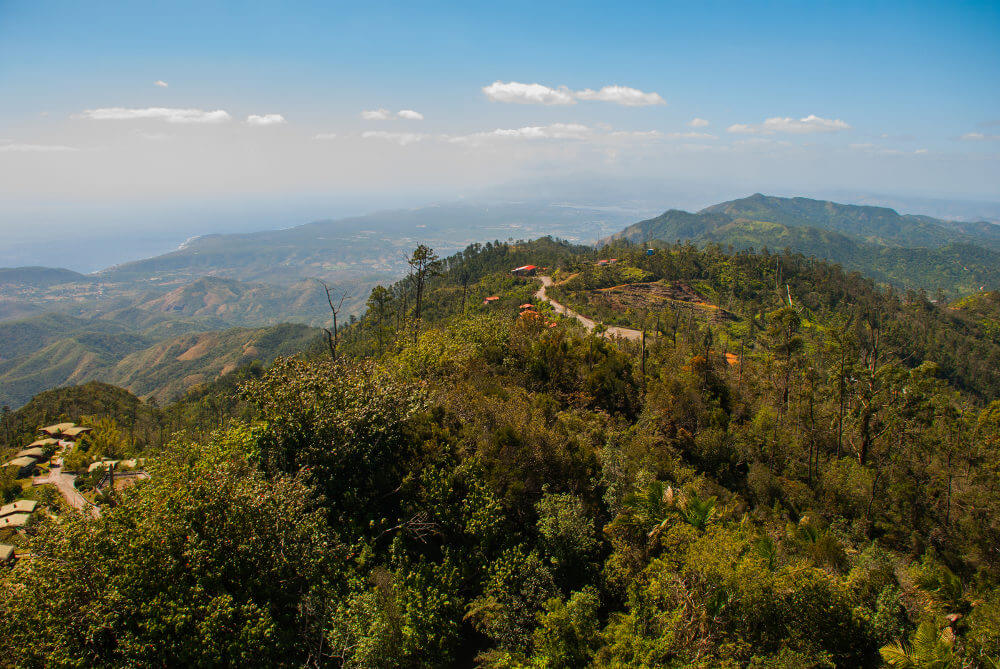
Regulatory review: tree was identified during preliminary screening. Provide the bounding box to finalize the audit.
[407,244,441,328]
[0,431,344,668]
[366,284,392,356]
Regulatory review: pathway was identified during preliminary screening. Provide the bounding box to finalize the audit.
[534,276,645,342]
[34,458,100,519]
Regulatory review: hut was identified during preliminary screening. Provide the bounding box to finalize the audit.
[0,544,14,565]
[40,422,75,436]
[511,265,538,276]
[0,500,37,518]
[15,447,45,460]
[2,457,38,477]
[27,438,59,449]
[0,513,31,531]
[61,426,93,439]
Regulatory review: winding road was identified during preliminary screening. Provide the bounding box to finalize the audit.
[34,458,100,519]
[534,276,645,342]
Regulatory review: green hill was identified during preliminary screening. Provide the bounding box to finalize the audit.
[4,239,1000,667]
[0,322,321,408]
[610,194,1000,295]
[701,193,1000,248]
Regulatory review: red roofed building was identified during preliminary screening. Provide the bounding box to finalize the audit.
[483,296,500,304]
[511,265,538,276]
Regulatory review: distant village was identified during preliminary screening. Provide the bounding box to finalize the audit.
[1,421,146,566]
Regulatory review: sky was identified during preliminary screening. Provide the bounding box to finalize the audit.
[1,0,998,258]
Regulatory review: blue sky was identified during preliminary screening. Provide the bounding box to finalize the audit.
[1,0,998,246]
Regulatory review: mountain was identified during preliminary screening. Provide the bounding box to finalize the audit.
[99,201,639,286]
[0,321,320,408]
[0,266,91,288]
[609,194,1000,295]
[700,193,1000,247]
[104,323,320,402]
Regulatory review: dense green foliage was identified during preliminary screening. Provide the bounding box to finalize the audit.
[2,239,999,667]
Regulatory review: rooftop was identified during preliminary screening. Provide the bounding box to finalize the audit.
[40,422,76,436]
[0,513,31,529]
[0,500,38,518]
[2,457,37,469]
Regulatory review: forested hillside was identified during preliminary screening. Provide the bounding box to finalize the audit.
[0,319,321,407]
[611,194,1000,296]
[1,239,998,667]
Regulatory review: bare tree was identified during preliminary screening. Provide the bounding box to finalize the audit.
[318,280,350,363]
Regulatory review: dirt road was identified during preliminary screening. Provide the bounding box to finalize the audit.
[534,276,645,342]
[34,458,100,519]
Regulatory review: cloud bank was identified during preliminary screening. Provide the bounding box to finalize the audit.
[483,81,664,106]
[246,114,287,126]
[728,114,851,135]
[361,108,424,120]
[80,107,231,124]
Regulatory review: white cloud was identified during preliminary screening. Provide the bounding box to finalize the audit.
[154,80,169,88]
[448,123,593,145]
[575,85,665,106]
[246,113,287,126]
[689,118,710,128]
[961,132,999,141]
[361,108,394,120]
[80,107,231,124]
[482,81,576,105]
[482,80,665,107]
[361,131,427,146]
[0,143,79,152]
[313,133,338,140]
[728,114,851,135]
[396,109,424,120]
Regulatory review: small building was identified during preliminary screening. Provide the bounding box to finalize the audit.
[0,500,38,518]
[483,296,500,305]
[519,303,534,310]
[0,513,31,530]
[596,258,619,266]
[40,422,76,436]
[511,265,538,276]
[61,426,93,439]
[2,457,38,477]
[646,249,655,256]
[15,447,45,460]
[88,459,120,473]
[0,544,14,565]
[28,438,59,449]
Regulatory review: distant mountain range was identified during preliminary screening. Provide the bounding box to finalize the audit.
[0,316,319,408]
[609,194,1000,295]
[3,193,1000,408]
[0,201,639,407]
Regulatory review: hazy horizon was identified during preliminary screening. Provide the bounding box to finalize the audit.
[2,0,998,265]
